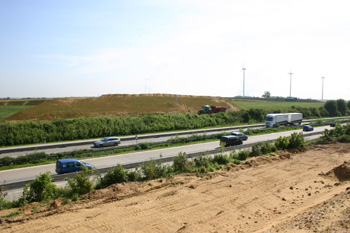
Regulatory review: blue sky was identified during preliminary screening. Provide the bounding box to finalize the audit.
[1,0,349,100]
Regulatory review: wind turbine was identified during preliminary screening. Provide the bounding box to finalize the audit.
[321,76,325,100]
[242,62,246,97]
[288,70,293,97]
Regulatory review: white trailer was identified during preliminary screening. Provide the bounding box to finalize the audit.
[265,113,302,128]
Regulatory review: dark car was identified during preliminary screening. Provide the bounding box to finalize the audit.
[93,137,121,148]
[231,132,248,141]
[55,159,93,174]
[303,125,314,132]
[330,122,338,127]
[220,135,243,147]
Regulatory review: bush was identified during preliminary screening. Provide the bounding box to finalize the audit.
[250,142,263,157]
[338,135,350,143]
[238,150,249,161]
[173,152,193,173]
[275,136,289,150]
[96,164,128,189]
[194,156,212,169]
[23,172,58,202]
[141,159,171,180]
[66,166,94,196]
[212,154,230,165]
[288,132,305,150]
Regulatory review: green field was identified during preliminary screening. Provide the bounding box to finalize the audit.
[232,100,324,111]
[0,106,34,122]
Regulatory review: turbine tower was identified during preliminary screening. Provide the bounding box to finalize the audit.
[288,71,293,97]
[242,65,246,97]
[321,76,325,100]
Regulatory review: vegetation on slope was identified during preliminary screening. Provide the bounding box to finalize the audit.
[5,94,238,121]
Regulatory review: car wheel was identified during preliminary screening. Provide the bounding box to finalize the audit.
[99,144,103,148]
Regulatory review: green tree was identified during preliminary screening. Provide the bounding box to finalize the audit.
[23,172,58,202]
[66,166,94,196]
[262,91,271,98]
[324,100,339,117]
[337,99,347,116]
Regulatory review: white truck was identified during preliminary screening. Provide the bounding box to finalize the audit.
[265,113,303,128]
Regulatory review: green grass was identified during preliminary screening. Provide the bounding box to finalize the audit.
[232,100,324,111]
[0,105,34,122]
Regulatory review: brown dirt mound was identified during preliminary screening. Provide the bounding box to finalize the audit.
[322,161,350,181]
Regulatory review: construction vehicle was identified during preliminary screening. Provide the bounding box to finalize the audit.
[265,113,302,128]
[198,105,227,115]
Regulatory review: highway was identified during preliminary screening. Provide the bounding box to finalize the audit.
[0,125,330,186]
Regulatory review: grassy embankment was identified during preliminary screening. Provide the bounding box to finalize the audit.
[4,94,238,122]
[0,99,47,122]
[232,99,324,111]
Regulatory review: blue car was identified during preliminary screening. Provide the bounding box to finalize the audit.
[55,158,93,174]
[303,125,314,132]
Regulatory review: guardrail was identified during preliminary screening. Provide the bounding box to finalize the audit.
[3,131,324,190]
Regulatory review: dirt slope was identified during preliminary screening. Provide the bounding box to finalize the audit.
[1,143,350,232]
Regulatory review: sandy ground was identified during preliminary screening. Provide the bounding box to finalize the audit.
[1,142,350,232]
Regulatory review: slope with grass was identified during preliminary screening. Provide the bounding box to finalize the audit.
[5,94,239,122]
[233,99,324,111]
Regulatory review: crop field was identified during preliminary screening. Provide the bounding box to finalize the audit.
[4,94,240,122]
[232,100,324,111]
[0,106,34,122]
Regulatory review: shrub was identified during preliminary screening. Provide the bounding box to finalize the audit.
[96,164,128,189]
[141,159,171,180]
[212,154,230,165]
[338,135,350,143]
[194,156,212,169]
[275,136,289,150]
[288,132,305,150]
[173,152,193,173]
[23,171,58,202]
[238,150,249,161]
[250,142,263,157]
[66,166,94,196]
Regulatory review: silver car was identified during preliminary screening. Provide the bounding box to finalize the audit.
[94,137,121,148]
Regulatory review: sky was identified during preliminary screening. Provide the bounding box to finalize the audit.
[1,0,350,100]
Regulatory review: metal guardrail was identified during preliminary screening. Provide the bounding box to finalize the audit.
[3,130,324,190]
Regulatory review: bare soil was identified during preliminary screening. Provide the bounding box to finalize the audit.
[1,143,350,232]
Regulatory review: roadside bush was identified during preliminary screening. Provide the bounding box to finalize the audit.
[23,172,58,203]
[212,154,230,165]
[193,156,212,169]
[338,135,350,143]
[173,152,193,173]
[288,132,305,150]
[250,142,263,157]
[96,164,128,189]
[66,166,94,196]
[141,159,172,180]
[238,150,250,161]
[275,136,289,150]
[136,143,151,150]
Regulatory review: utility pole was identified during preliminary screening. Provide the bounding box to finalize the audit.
[288,71,293,97]
[242,66,246,97]
[321,76,325,100]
